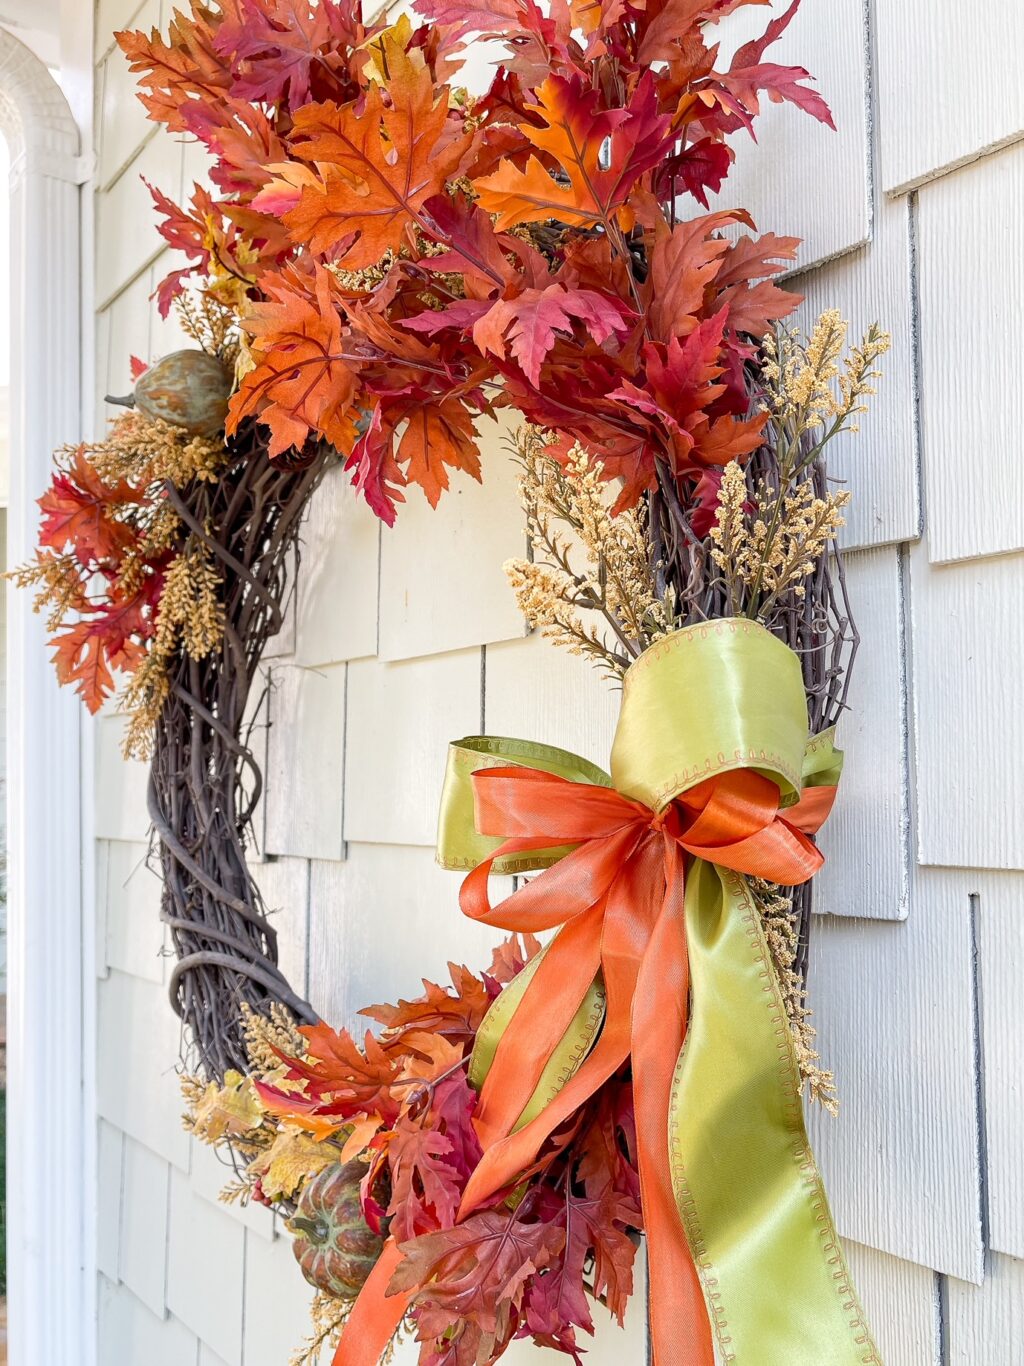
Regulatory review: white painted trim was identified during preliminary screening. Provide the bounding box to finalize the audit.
[0,30,93,1366]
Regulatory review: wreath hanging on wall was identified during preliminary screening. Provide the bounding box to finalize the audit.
[15,1,892,1362]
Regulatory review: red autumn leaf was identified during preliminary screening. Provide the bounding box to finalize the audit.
[129,355,149,381]
[344,405,406,526]
[387,1118,462,1240]
[417,194,517,291]
[662,135,734,209]
[195,103,290,200]
[523,1198,594,1349]
[280,48,474,266]
[391,1209,565,1338]
[229,266,360,458]
[413,0,556,49]
[720,0,834,130]
[214,0,344,109]
[473,72,671,232]
[610,310,729,438]
[574,1188,640,1323]
[38,449,144,565]
[575,1085,642,1235]
[427,1073,484,1184]
[471,286,632,387]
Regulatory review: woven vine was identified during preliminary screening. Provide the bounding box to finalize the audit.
[148,424,331,1078]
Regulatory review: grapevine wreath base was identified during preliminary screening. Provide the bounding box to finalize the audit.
[14,0,898,1360]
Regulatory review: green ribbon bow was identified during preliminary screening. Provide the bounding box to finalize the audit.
[437,619,880,1365]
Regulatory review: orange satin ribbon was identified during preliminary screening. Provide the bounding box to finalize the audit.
[333,765,835,1366]
[454,763,829,1366]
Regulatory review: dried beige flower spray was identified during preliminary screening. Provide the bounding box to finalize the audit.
[712,312,891,625]
[504,427,676,677]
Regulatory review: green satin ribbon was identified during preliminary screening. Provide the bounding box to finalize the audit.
[436,618,879,1365]
[467,946,607,1133]
[671,859,879,1363]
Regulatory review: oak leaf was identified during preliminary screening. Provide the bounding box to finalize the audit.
[50,589,152,713]
[472,286,632,387]
[473,73,670,232]
[214,0,346,109]
[396,398,481,507]
[343,405,407,526]
[117,6,232,135]
[282,49,473,266]
[386,1117,462,1239]
[190,1069,265,1143]
[38,449,142,565]
[249,1126,338,1200]
[390,1209,565,1338]
[361,961,492,1045]
[720,0,834,129]
[228,267,360,458]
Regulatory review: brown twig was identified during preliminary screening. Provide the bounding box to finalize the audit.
[149,422,335,1079]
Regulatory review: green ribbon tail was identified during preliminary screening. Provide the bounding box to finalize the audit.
[669,858,881,1365]
[469,946,606,1133]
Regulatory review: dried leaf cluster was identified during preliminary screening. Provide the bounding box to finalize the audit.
[9,294,245,740]
[117,0,833,524]
[182,1004,341,1209]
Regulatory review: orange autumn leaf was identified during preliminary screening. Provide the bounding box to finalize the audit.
[50,596,150,714]
[282,46,474,267]
[228,266,360,458]
[473,72,670,232]
[396,398,481,506]
[339,1113,385,1162]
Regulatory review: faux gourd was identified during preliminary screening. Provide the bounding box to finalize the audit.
[107,349,233,436]
[288,1162,384,1300]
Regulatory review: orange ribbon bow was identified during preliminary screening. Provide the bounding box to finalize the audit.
[454,762,832,1364]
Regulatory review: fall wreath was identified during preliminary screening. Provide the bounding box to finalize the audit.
[16,1,891,1362]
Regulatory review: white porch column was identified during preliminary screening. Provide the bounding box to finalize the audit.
[0,30,89,1366]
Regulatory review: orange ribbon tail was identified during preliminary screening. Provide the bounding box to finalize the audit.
[330,1239,409,1366]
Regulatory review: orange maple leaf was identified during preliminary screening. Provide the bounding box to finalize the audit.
[282,46,474,267]
[473,73,670,233]
[228,266,360,459]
